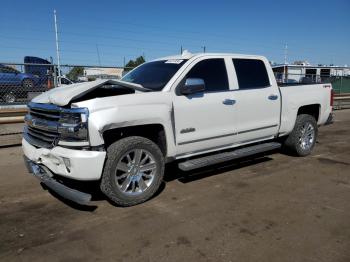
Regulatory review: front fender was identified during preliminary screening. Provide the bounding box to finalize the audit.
[88,104,176,157]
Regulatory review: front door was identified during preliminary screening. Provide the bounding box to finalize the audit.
[173,58,237,156]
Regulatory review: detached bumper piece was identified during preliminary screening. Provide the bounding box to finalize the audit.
[24,156,92,205]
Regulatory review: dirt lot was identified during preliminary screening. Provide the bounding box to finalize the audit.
[0,110,349,262]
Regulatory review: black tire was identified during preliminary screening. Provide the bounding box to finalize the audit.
[3,93,16,103]
[283,114,318,156]
[22,78,34,88]
[100,136,165,207]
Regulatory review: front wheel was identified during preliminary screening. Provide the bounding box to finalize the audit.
[100,136,165,207]
[283,114,318,156]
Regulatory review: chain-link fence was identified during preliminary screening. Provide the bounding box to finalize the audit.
[274,72,350,95]
[1,62,350,107]
[0,62,129,106]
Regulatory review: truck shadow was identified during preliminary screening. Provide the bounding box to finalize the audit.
[45,153,275,211]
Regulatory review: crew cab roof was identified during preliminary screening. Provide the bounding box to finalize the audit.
[154,52,267,62]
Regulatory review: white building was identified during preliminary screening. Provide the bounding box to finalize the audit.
[273,64,350,83]
[83,67,124,80]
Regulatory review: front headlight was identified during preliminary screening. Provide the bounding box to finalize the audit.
[58,108,89,142]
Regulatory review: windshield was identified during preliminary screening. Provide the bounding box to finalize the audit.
[122,59,187,91]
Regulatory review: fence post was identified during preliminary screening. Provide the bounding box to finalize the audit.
[339,76,343,109]
[53,65,58,88]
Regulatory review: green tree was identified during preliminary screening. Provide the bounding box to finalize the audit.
[67,66,84,81]
[125,56,145,69]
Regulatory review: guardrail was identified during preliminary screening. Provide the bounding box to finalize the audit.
[334,95,350,110]
[0,108,26,124]
[0,95,349,147]
[0,95,349,124]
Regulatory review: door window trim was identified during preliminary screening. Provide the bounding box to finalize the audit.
[174,56,234,96]
[231,58,271,90]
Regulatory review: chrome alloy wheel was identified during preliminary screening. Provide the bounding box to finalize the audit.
[298,122,315,151]
[114,149,157,195]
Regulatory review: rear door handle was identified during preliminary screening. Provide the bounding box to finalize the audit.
[223,99,236,105]
[268,95,278,100]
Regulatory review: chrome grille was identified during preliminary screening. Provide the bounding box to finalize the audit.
[24,103,61,148]
[29,107,60,121]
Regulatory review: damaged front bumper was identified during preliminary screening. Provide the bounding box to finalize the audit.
[22,138,106,205]
[22,138,106,180]
[24,156,92,205]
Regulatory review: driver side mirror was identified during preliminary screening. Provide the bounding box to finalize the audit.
[179,78,205,95]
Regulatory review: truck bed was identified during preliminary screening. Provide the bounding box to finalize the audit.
[278,82,332,136]
[278,82,329,87]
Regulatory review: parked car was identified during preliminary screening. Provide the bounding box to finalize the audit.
[23,52,334,207]
[58,76,74,86]
[0,64,44,103]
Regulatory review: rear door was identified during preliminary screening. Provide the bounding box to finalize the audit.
[173,57,238,156]
[231,58,280,144]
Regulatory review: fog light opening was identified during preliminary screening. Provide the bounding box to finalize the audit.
[63,157,71,173]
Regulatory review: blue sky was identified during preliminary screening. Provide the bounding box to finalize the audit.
[0,0,349,66]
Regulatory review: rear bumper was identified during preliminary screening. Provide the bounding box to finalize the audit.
[24,156,91,205]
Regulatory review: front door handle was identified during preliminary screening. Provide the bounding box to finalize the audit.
[268,94,278,100]
[223,99,236,105]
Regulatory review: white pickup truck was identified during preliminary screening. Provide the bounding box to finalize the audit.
[22,52,334,206]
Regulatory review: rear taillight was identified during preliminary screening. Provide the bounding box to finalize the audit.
[330,89,334,107]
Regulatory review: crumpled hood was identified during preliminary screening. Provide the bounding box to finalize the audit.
[32,79,146,106]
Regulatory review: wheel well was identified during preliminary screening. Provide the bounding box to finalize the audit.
[103,124,167,156]
[297,104,320,121]
[22,78,33,86]
[22,78,32,83]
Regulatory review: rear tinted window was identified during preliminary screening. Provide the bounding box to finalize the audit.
[233,59,270,89]
[186,59,229,92]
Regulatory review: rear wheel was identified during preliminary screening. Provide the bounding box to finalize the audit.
[100,136,165,206]
[3,93,16,103]
[22,78,34,89]
[283,114,318,156]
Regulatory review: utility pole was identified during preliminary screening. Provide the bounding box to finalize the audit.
[180,46,183,55]
[54,10,61,85]
[96,44,101,66]
[202,46,206,53]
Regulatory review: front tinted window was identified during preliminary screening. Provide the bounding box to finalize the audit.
[186,59,229,92]
[122,60,187,91]
[233,59,270,89]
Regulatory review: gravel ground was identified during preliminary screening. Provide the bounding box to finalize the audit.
[0,110,349,262]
